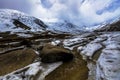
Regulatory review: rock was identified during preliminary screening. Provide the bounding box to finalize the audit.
[34,19,47,29]
[20,39,32,47]
[13,19,31,30]
[39,44,74,63]
[94,20,120,32]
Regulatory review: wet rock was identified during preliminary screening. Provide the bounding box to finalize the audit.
[39,44,74,63]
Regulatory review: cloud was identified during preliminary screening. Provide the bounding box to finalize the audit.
[0,0,120,26]
[40,0,55,8]
[78,0,120,25]
[34,0,120,26]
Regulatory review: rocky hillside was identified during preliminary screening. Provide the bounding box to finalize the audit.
[94,19,120,32]
[0,9,120,80]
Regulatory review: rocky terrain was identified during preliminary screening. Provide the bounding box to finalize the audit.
[0,9,120,80]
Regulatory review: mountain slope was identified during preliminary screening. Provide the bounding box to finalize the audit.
[0,9,47,33]
[93,19,120,32]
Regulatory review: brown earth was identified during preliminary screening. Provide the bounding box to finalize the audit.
[0,48,38,76]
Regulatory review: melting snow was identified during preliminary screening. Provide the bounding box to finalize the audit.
[81,43,102,60]
[96,33,120,80]
[76,32,120,80]
[0,61,62,80]
[51,40,61,46]
[37,62,62,80]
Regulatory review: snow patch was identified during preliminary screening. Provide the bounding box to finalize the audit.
[63,37,84,47]
[97,49,120,80]
[0,61,62,80]
[51,40,61,46]
[96,32,120,80]
[37,62,62,80]
[16,33,33,38]
[81,43,102,60]
[25,62,41,76]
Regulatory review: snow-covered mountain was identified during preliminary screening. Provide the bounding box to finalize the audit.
[46,21,85,34]
[1,9,119,35]
[0,9,85,35]
[0,9,47,33]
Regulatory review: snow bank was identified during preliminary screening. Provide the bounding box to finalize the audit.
[81,43,102,60]
[97,49,120,80]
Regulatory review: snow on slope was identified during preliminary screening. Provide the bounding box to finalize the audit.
[46,21,84,34]
[90,18,120,32]
[76,32,120,80]
[0,9,47,32]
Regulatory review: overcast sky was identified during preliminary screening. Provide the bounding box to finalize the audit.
[0,0,120,26]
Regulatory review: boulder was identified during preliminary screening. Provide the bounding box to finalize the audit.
[39,44,74,63]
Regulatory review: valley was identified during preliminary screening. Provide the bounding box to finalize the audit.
[0,9,120,80]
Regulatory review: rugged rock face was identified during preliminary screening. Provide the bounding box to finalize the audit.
[13,19,31,30]
[39,44,74,63]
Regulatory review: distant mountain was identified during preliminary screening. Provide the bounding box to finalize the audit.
[0,9,47,33]
[0,9,85,35]
[46,21,85,34]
